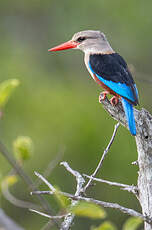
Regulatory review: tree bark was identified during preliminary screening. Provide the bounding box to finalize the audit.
[100,97,152,230]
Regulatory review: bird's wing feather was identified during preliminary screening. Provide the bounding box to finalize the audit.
[89,53,139,105]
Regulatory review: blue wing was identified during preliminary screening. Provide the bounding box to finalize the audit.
[89,53,139,105]
[88,53,139,135]
[92,69,137,103]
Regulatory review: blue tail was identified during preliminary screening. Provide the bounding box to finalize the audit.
[121,98,136,136]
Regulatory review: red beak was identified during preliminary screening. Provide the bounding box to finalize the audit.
[48,40,78,52]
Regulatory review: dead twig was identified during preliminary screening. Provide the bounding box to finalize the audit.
[59,161,85,230]
[32,172,152,224]
[84,174,138,195]
[83,122,120,192]
[30,209,67,219]
[0,141,60,228]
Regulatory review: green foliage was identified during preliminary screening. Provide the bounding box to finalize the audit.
[54,186,71,209]
[0,79,19,108]
[122,217,143,230]
[13,136,33,163]
[2,175,18,188]
[69,201,106,219]
[91,221,117,230]
[1,0,152,229]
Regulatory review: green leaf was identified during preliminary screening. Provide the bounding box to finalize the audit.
[54,186,71,208]
[69,201,106,219]
[13,136,34,163]
[122,217,143,230]
[3,175,18,187]
[0,79,20,108]
[91,221,117,230]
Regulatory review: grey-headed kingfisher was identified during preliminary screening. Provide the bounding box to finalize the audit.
[48,30,139,136]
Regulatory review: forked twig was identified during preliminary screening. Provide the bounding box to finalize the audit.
[31,172,152,224]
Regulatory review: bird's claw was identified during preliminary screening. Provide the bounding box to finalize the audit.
[110,96,119,106]
[99,91,109,103]
[99,92,119,106]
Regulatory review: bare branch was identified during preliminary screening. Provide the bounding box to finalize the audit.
[34,171,56,193]
[60,161,85,196]
[35,165,84,230]
[83,122,120,192]
[62,194,146,222]
[32,119,119,230]
[32,101,152,230]
[34,167,85,230]
[31,188,151,224]
[100,96,152,230]
[0,141,53,211]
[35,148,64,230]
[31,191,53,195]
[84,174,138,195]
[60,162,85,230]
[33,172,152,225]
[0,141,60,228]
[30,209,66,219]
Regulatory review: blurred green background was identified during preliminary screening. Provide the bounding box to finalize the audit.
[0,0,152,229]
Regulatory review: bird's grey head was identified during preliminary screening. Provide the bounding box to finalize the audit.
[71,30,114,54]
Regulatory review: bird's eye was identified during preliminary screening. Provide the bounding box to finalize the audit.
[76,37,86,43]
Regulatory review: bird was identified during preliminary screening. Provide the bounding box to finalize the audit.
[48,30,139,136]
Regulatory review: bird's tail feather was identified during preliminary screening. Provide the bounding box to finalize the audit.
[121,97,136,136]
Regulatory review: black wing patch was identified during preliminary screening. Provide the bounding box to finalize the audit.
[89,53,134,85]
[89,53,139,105]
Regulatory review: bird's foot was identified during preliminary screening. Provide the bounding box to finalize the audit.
[99,91,109,103]
[110,96,119,106]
